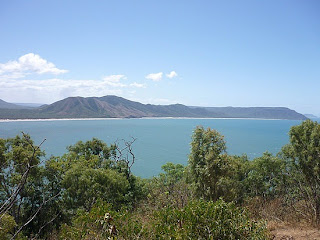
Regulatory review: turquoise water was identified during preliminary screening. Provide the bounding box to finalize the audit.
[0,118,307,177]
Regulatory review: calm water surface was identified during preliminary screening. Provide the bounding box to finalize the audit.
[0,118,307,177]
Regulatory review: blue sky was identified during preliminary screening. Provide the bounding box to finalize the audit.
[0,0,319,115]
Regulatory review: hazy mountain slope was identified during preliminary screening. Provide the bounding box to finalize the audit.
[203,107,307,120]
[0,99,30,109]
[304,114,318,119]
[14,103,45,108]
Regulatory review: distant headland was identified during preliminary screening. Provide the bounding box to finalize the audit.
[0,96,308,120]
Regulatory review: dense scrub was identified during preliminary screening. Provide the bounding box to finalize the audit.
[0,120,319,239]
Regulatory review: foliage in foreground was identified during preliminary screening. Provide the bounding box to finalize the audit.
[1,119,320,238]
[59,199,268,240]
[282,120,320,224]
[59,200,145,240]
[153,199,268,240]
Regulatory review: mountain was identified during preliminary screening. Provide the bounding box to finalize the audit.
[0,96,308,120]
[0,99,30,109]
[37,96,217,118]
[203,107,307,120]
[304,114,318,119]
[0,99,41,109]
[14,103,45,108]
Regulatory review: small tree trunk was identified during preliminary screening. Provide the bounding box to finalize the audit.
[315,197,320,226]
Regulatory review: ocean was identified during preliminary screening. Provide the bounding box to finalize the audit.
[0,118,312,178]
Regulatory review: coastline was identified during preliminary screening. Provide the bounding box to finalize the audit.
[0,117,303,123]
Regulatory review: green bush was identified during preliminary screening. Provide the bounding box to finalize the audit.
[59,200,147,240]
[245,152,286,199]
[152,199,269,240]
[0,214,16,239]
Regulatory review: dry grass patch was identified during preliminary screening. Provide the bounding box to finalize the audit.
[268,221,320,240]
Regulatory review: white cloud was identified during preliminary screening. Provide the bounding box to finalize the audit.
[0,75,147,103]
[0,53,68,78]
[0,78,122,103]
[166,71,178,79]
[103,74,127,83]
[145,72,163,81]
[0,55,146,103]
[130,82,146,88]
[102,75,146,88]
[103,74,127,87]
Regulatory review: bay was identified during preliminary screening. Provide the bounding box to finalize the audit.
[0,118,309,178]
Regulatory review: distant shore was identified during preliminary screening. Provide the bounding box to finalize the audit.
[0,117,303,123]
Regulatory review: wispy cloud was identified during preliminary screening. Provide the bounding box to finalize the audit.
[145,72,163,81]
[145,71,178,81]
[166,71,178,79]
[0,53,68,78]
[0,76,146,103]
[103,74,127,87]
[102,75,146,88]
[130,82,146,88]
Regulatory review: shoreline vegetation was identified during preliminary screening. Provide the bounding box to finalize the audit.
[1,120,320,239]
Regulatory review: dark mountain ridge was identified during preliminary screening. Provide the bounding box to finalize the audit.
[0,96,308,120]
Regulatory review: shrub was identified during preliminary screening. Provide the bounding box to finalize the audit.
[58,200,146,239]
[152,199,269,240]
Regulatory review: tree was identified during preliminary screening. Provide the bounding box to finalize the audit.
[66,137,116,168]
[282,120,320,224]
[145,163,192,211]
[159,162,185,188]
[0,133,60,238]
[62,162,130,211]
[245,152,286,199]
[0,134,44,218]
[188,126,229,201]
[47,137,143,214]
[188,126,253,202]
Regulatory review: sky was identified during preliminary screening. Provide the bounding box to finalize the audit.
[0,0,319,115]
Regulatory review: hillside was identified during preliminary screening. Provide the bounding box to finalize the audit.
[304,113,318,119]
[0,99,30,109]
[203,106,307,120]
[37,96,220,118]
[0,96,308,120]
